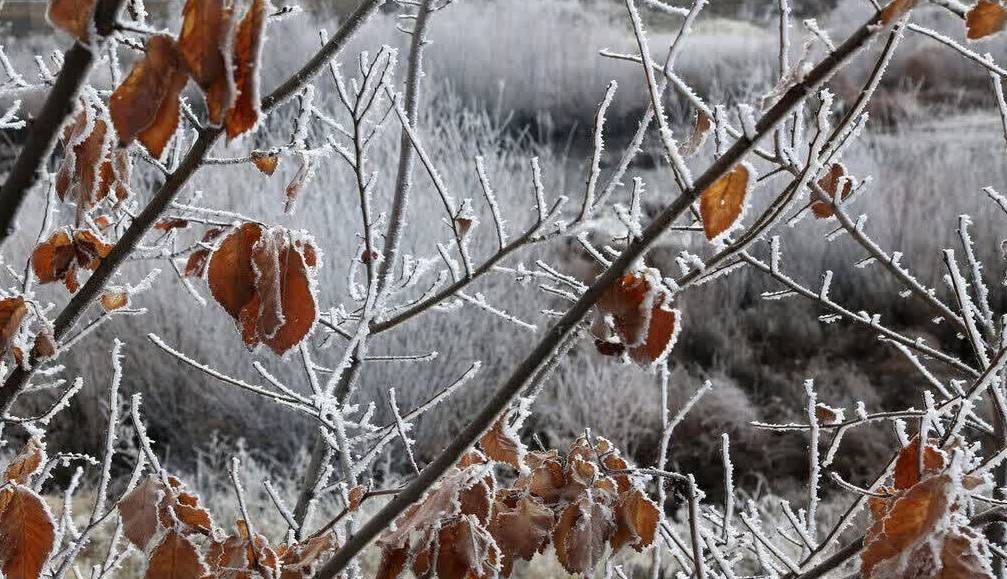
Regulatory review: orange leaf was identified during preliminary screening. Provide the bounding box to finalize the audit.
[489,496,554,576]
[436,516,499,579]
[893,436,946,490]
[879,0,918,25]
[811,163,854,219]
[3,439,44,485]
[154,218,190,232]
[967,0,1007,39]
[110,34,188,158]
[0,486,56,579]
[30,333,56,361]
[479,418,526,470]
[610,488,659,552]
[145,531,207,579]
[208,223,263,319]
[628,303,680,366]
[118,476,166,551]
[178,0,235,126]
[251,150,279,175]
[0,297,27,355]
[347,486,365,511]
[552,497,614,576]
[47,0,96,41]
[100,290,129,312]
[32,230,76,285]
[226,0,267,140]
[249,230,318,355]
[700,163,750,241]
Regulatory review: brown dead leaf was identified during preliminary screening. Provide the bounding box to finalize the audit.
[610,488,659,552]
[110,34,188,158]
[47,0,97,41]
[3,439,44,485]
[178,0,235,126]
[226,0,266,139]
[700,164,750,241]
[811,163,854,219]
[967,0,1007,39]
[145,530,207,579]
[490,496,554,576]
[0,486,56,579]
[251,150,279,175]
[893,437,946,490]
[681,109,712,157]
[208,223,263,319]
[0,297,27,355]
[879,0,918,25]
[552,497,615,576]
[100,290,129,312]
[119,475,166,551]
[479,418,525,470]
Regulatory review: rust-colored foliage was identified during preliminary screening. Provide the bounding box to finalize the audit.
[47,0,96,41]
[377,434,658,578]
[145,531,207,579]
[100,290,129,311]
[226,0,267,139]
[0,297,27,356]
[178,0,235,126]
[593,270,681,366]
[0,486,55,579]
[811,163,854,219]
[56,110,131,210]
[879,0,918,25]
[967,0,1007,39]
[479,417,525,470]
[681,109,712,157]
[700,163,750,241]
[208,224,320,355]
[110,34,189,158]
[3,439,44,486]
[251,151,279,175]
[32,228,113,292]
[861,437,994,578]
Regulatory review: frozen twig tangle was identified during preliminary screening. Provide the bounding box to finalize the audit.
[0,0,1007,577]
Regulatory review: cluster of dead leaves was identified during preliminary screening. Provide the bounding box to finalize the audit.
[0,438,56,579]
[63,0,270,161]
[204,223,320,355]
[32,227,113,292]
[55,106,132,214]
[376,432,660,578]
[118,472,336,578]
[860,436,995,578]
[592,268,681,366]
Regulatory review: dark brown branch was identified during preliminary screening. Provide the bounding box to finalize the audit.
[0,0,386,414]
[0,0,127,249]
[311,7,887,577]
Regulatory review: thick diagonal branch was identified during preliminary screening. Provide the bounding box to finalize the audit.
[311,8,887,578]
[0,0,386,414]
[0,0,127,249]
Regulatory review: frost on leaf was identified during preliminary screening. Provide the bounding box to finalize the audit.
[225,0,267,139]
[47,0,97,41]
[178,0,235,126]
[32,228,113,292]
[0,486,56,579]
[208,224,320,355]
[56,110,130,209]
[205,520,280,578]
[276,532,338,578]
[490,495,554,576]
[0,297,27,357]
[610,488,660,552]
[479,416,526,470]
[700,163,750,241]
[3,439,44,486]
[251,150,279,176]
[119,476,166,551]
[110,34,189,158]
[553,496,615,576]
[145,531,207,579]
[376,457,496,579]
[861,441,994,579]
[593,269,681,366]
[680,109,712,157]
[879,0,918,25]
[966,0,1007,40]
[811,163,854,219]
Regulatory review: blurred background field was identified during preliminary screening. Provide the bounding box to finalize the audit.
[1,0,1005,533]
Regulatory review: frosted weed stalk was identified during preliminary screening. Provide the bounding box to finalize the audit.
[2,0,1007,577]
